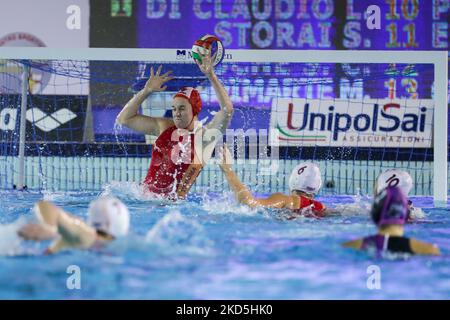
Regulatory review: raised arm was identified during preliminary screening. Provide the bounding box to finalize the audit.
[218,145,295,210]
[342,239,364,249]
[116,65,175,136]
[195,52,233,133]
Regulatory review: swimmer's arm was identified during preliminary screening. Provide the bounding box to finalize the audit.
[342,239,363,250]
[410,239,441,256]
[323,208,340,216]
[198,52,233,134]
[17,223,58,241]
[252,193,298,210]
[117,65,174,135]
[33,201,64,226]
[35,201,97,254]
[45,238,69,255]
[218,145,292,209]
[219,163,256,208]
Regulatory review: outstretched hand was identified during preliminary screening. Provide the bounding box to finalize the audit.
[144,65,174,93]
[194,48,214,77]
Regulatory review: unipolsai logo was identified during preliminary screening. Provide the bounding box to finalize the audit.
[271,98,433,148]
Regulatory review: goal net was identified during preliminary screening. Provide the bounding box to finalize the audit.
[0,48,447,203]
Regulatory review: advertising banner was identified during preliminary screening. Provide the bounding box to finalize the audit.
[270,98,434,148]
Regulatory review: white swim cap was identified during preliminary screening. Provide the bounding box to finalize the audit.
[288,162,322,194]
[87,197,130,238]
[375,169,413,196]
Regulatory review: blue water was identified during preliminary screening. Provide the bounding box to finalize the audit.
[0,186,449,299]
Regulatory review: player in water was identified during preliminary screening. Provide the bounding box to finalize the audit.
[342,186,440,256]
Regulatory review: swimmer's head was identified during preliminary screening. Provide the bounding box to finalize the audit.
[289,162,322,197]
[374,169,413,196]
[172,87,202,129]
[371,186,408,227]
[87,196,130,238]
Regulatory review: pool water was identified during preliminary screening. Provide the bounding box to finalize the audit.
[0,185,449,299]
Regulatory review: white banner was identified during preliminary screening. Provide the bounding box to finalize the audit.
[270,98,434,148]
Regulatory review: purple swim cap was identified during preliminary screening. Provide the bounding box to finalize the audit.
[371,186,408,226]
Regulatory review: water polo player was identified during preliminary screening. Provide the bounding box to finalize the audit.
[218,144,334,217]
[375,169,425,220]
[18,197,130,254]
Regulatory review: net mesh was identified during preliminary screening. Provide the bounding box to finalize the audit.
[0,57,437,195]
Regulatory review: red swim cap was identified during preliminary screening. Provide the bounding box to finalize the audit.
[173,87,202,116]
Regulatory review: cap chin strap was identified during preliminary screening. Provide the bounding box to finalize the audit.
[180,114,198,131]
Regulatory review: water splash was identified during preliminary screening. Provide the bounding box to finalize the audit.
[364,246,413,261]
[42,190,97,203]
[100,180,174,203]
[200,191,262,217]
[409,206,426,220]
[101,180,144,200]
[0,217,30,256]
[332,188,372,217]
[145,210,214,255]
[113,121,129,156]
